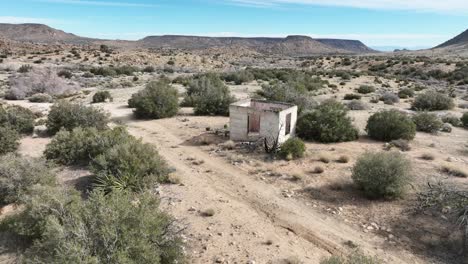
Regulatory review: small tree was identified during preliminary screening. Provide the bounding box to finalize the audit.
[296,99,358,143]
[46,101,109,135]
[129,80,179,119]
[366,110,416,141]
[352,151,411,199]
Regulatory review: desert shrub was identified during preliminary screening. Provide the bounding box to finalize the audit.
[352,151,411,199]
[462,112,468,128]
[57,69,72,79]
[380,92,399,105]
[441,165,468,178]
[412,112,443,133]
[398,88,415,98]
[366,110,416,141]
[142,66,155,73]
[412,90,454,111]
[388,139,411,151]
[129,80,179,119]
[45,127,132,165]
[278,137,306,160]
[0,127,20,155]
[46,101,109,135]
[256,82,317,113]
[7,68,79,100]
[343,94,361,100]
[18,64,33,73]
[92,90,113,103]
[346,100,367,110]
[183,74,234,116]
[90,66,117,76]
[0,154,55,205]
[320,250,382,264]
[1,187,184,263]
[442,114,463,127]
[92,140,170,192]
[0,105,36,134]
[297,99,358,143]
[28,93,53,103]
[357,85,375,94]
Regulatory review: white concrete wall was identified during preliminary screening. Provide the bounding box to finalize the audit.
[277,106,298,144]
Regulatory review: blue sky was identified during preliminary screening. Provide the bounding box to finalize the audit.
[2,0,468,49]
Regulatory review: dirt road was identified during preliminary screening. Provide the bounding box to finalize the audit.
[125,118,425,264]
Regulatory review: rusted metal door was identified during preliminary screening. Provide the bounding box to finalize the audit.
[248,113,260,133]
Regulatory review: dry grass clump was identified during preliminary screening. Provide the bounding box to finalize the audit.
[337,155,350,163]
[420,153,435,161]
[201,208,216,217]
[312,166,325,174]
[441,165,468,178]
[319,155,331,163]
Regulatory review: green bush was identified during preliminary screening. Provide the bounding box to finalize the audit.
[92,140,170,192]
[46,101,109,135]
[18,64,33,73]
[1,187,184,263]
[343,94,361,100]
[184,74,234,116]
[129,80,179,119]
[462,112,468,128]
[278,137,306,160]
[44,127,132,165]
[357,85,375,94]
[297,100,358,143]
[398,88,415,99]
[320,251,382,264]
[441,114,463,127]
[380,92,399,105]
[0,105,36,134]
[412,90,454,111]
[0,127,20,155]
[0,154,55,205]
[352,152,411,199]
[92,90,113,103]
[29,93,53,103]
[412,112,443,133]
[57,70,72,79]
[366,110,416,141]
[257,82,316,113]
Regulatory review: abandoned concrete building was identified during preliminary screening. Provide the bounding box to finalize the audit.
[229,99,298,144]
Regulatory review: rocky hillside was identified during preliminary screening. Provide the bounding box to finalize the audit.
[138,35,375,55]
[0,23,376,55]
[0,23,91,44]
[436,29,468,48]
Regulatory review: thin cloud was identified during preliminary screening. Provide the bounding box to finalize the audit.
[227,0,468,13]
[0,16,59,24]
[34,0,158,8]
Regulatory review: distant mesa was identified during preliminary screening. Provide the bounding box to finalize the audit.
[0,23,376,55]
